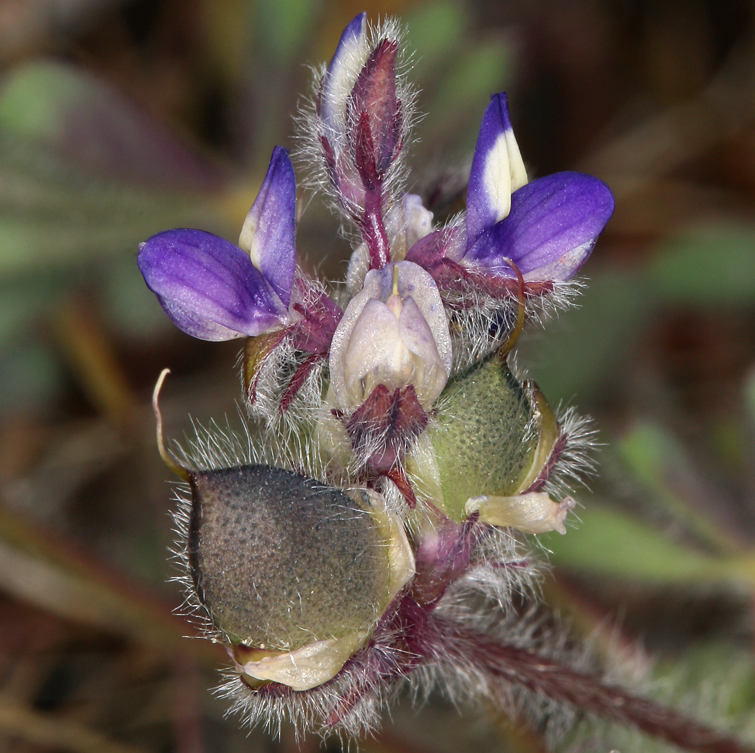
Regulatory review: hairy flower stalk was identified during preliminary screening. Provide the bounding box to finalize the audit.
[137,13,754,753]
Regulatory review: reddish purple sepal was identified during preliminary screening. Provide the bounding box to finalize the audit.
[138,229,287,341]
[465,172,615,281]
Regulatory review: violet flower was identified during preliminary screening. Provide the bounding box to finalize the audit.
[138,146,296,341]
[408,93,615,291]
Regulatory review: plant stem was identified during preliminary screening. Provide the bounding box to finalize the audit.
[434,617,753,753]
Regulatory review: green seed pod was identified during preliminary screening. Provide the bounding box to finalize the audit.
[409,353,570,533]
[187,465,413,690]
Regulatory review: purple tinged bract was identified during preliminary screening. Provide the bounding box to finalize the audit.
[138,147,297,341]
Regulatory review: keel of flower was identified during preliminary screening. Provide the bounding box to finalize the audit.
[321,261,451,489]
[330,262,452,413]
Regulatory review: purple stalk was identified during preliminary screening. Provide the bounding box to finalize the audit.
[361,189,391,269]
[432,616,754,753]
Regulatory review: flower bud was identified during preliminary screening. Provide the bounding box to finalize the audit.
[314,14,411,232]
[329,261,452,414]
[407,353,571,534]
[187,465,413,690]
[347,37,402,185]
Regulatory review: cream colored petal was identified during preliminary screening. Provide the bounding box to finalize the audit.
[342,298,413,408]
[513,384,560,494]
[364,489,416,603]
[238,632,366,691]
[393,262,452,377]
[465,493,576,535]
[398,296,448,407]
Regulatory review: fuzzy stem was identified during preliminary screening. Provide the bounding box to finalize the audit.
[433,617,753,753]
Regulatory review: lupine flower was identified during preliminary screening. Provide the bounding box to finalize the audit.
[311,13,413,271]
[139,146,342,414]
[346,193,434,295]
[407,93,615,295]
[319,261,452,501]
[139,13,754,753]
[138,146,296,340]
[331,261,452,413]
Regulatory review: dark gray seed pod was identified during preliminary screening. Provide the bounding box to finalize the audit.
[188,465,392,652]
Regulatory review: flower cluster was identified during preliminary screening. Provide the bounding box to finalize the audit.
[136,14,745,753]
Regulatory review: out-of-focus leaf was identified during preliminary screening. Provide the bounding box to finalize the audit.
[0,61,224,190]
[618,421,742,553]
[255,0,319,67]
[0,343,63,415]
[405,2,468,84]
[0,133,232,276]
[201,0,250,82]
[0,278,57,346]
[543,505,755,585]
[425,39,512,152]
[662,643,755,718]
[648,223,755,307]
[0,701,147,753]
[518,270,651,403]
[745,367,755,424]
[102,258,173,338]
[0,502,223,666]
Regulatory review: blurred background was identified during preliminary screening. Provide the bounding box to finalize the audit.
[0,0,754,750]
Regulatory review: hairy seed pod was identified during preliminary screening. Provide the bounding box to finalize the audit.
[409,352,564,532]
[187,465,413,690]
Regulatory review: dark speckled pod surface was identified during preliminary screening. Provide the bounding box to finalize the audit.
[430,355,539,521]
[188,465,390,650]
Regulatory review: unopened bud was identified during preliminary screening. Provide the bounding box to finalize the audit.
[330,262,452,413]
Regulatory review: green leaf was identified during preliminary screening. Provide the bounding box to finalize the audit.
[543,504,755,585]
[648,222,755,307]
[745,368,755,424]
[405,2,468,84]
[256,0,319,67]
[0,62,224,190]
[425,39,512,153]
[617,421,740,554]
[517,270,652,403]
[0,343,63,415]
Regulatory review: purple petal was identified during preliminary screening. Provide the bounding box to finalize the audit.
[466,93,527,242]
[464,172,615,281]
[138,229,286,341]
[319,13,368,131]
[238,147,296,307]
